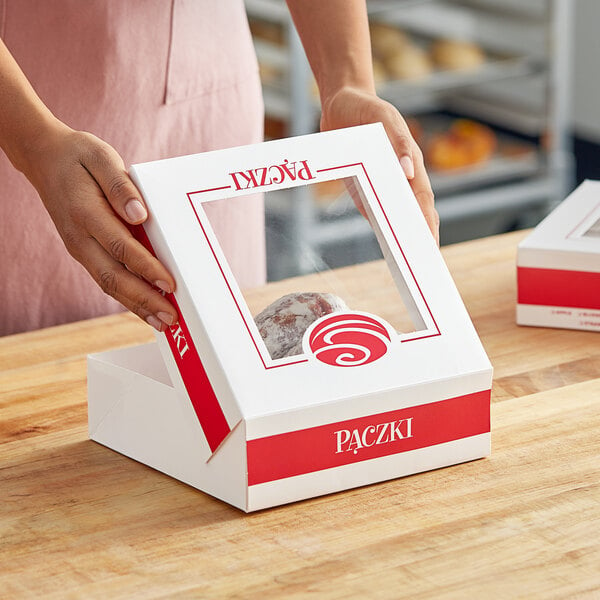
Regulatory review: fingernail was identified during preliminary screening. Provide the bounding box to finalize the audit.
[155,280,172,294]
[157,311,175,327]
[400,156,415,179]
[125,199,147,223]
[146,314,164,332]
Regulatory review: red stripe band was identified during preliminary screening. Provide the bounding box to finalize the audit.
[163,296,231,452]
[517,266,600,310]
[130,224,230,452]
[247,389,490,486]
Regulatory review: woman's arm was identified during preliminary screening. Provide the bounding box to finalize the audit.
[0,39,177,331]
[286,0,439,243]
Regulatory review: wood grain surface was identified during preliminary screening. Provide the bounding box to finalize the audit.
[1,230,599,599]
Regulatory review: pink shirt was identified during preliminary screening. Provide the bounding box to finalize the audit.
[0,0,265,335]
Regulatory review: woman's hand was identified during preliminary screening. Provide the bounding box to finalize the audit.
[0,39,176,330]
[321,86,439,245]
[285,0,439,245]
[22,124,178,331]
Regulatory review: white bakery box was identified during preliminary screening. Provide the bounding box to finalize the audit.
[517,180,600,332]
[87,124,492,512]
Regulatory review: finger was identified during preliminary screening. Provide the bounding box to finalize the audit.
[381,108,416,180]
[380,108,439,243]
[410,148,439,245]
[82,136,148,225]
[84,201,176,295]
[81,236,178,331]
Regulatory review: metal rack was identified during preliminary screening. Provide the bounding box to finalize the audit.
[246,0,574,274]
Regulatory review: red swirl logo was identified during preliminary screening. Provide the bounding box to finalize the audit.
[305,312,392,367]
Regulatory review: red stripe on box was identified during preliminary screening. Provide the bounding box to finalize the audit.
[246,389,490,486]
[517,267,600,310]
[163,295,231,452]
[130,224,230,452]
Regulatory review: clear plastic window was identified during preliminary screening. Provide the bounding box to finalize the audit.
[202,176,429,362]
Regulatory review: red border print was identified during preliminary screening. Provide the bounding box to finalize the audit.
[246,389,490,486]
[187,162,441,370]
[518,266,600,310]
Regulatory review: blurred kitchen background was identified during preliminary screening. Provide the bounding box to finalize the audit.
[245,0,598,281]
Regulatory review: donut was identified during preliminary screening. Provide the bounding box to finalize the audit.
[255,292,349,359]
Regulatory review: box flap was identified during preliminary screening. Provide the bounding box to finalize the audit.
[518,180,600,272]
[88,344,249,508]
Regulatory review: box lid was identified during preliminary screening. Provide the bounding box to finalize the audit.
[130,124,491,456]
[518,180,600,272]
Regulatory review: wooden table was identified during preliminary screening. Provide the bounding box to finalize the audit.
[1,230,599,599]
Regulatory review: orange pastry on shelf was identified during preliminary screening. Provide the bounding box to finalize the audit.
[426,119,497,171]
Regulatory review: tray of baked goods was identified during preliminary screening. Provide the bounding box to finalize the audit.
[368,21,537,98]
[306,119,538,225]
[409,114,540,194]
[250,14,537,102]
[265,114,539,225]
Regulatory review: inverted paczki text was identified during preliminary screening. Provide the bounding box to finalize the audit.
[230,159,315,190]
[334,418,413,455]
[169,323,190,359]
